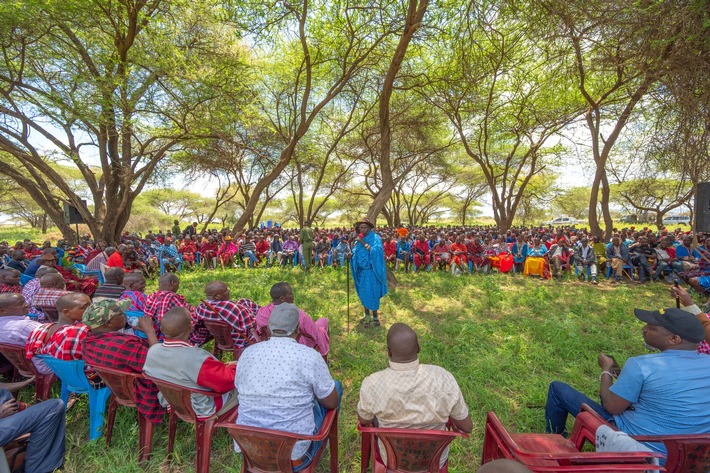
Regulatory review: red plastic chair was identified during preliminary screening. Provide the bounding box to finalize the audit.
[481,411,664,472]
[199,301,251,361]
[0,343,56,402]
[218,409,338,473]
[144,375,238,473]
[202,319,235,357]
[357,421,468,473]
[2,433,29,473]
[37,306,59,322]
[0,353,14,379]
[577,404,710,473]
[89,365,155,463]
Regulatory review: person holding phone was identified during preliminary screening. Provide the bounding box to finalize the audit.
[671,285,710,354]
[544,304,710,459]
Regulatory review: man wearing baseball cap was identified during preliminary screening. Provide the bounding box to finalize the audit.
[235,303,342,471]
[545,305,710,458]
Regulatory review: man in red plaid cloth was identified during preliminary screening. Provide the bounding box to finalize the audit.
[82,299,166,425]
[143,273,195,341]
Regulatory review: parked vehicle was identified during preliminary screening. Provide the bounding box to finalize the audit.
[542,216,581,226]
[662,215,691,225]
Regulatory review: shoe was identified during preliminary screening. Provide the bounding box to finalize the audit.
[372,319,381,327]
[358,317,371,325]
[592,278,598,285]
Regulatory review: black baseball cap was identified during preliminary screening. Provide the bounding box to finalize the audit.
[634,307,705,343]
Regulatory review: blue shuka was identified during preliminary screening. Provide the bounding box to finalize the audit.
[351,230,388,311]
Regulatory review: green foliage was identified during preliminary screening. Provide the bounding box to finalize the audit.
[30,267,680,472]
[551,187,592,220]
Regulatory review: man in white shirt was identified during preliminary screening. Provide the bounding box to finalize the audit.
[357,323,472,467]
[235,303,341,471]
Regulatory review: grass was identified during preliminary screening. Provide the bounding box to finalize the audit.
[11,264,691,472]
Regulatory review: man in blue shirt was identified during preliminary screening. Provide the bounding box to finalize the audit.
[544,306,710,456]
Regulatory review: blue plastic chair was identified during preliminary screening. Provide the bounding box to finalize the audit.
[73,263,103,284]
[605,263,634,281]
[574,265,592,278]
[125,310,148,339]
[20,273,32,286]
[35,355,111,441]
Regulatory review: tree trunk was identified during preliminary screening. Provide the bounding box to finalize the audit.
[366,0,428,223]
[656,212,664,228]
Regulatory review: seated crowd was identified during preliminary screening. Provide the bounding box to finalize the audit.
[1,224,710,472]
[2,222,708,294]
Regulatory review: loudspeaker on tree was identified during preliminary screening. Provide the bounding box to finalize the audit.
[63,202,85,224]
[696,182,710,232]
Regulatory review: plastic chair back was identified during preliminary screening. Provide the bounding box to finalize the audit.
[200,313,235,352]
[0,342,55,401]
[35,355,111,441]
[40,306,59,322]
[220,409,338,473]
[482,411,663,472]
[89,365,156,461]
[144,374,238,473]
[1,434,29,473]
[202,319,236,356]
[144,375,206,424]
[0,343,35,379]
[19,274,32,286]
[358,422,467,473]
[577,404,710,473]
[657,436,710,473]
[90,365,141,407]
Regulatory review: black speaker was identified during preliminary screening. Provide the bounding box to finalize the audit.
[63,202,85,224]
[696,182,710,232]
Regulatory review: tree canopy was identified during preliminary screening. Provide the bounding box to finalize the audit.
[0,0,708,239]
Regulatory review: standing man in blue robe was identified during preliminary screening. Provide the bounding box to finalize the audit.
[351,217,388,327]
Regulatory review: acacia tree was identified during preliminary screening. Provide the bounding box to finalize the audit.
[224,0,395,234]
[422,1,581,231]
[540,0,702,239]
[649,85,710,229]
[550,187,592,221]
[612,179,692,227]
[366,0,429,222]
[397,161,454,226]
[0,0,252,243]
[175,121,289,230]
[352,98,455,227]
[288,87,373,226]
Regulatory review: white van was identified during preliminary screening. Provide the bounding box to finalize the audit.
[662,215,690,226]
[543,216,581,226]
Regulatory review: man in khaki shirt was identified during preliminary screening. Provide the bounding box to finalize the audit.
[357,323,472,465]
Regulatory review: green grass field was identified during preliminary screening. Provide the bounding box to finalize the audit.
[12,265,690,472]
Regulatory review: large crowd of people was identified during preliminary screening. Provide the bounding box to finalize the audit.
[4,220,706,294]
[1,220,710,472]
